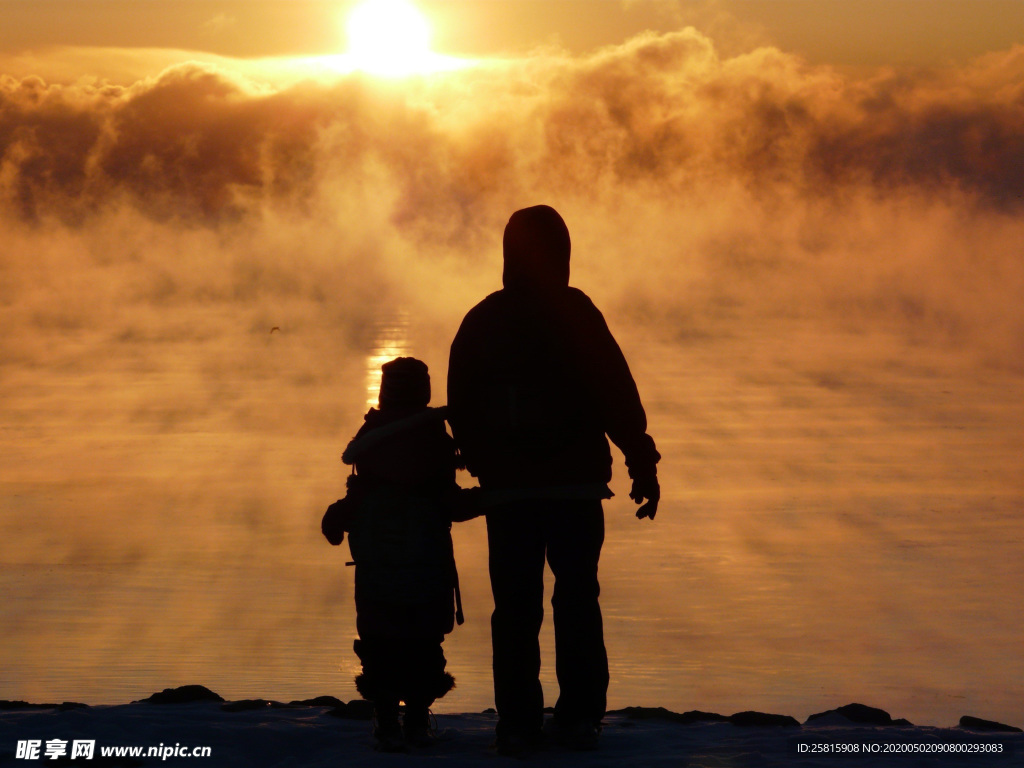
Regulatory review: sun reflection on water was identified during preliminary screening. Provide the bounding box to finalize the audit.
[365,312,411,408]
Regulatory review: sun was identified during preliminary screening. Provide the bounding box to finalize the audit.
[345,0,437,76]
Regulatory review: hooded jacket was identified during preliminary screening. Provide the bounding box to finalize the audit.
[447,205,659,496]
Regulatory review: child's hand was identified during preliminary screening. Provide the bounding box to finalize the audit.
[449,486,484,522]
[321,500,347,545]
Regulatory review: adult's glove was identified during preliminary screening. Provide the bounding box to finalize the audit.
[629,475,660,520]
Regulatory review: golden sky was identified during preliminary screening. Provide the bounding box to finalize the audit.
[2,0,1023,67]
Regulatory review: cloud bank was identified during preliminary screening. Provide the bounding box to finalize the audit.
[4,32,1024,216]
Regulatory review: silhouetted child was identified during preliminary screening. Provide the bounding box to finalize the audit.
[321,357,476,751]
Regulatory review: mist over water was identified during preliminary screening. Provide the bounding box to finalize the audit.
[2,29,1023,725]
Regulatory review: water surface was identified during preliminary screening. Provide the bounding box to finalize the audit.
[2,322,1022,728]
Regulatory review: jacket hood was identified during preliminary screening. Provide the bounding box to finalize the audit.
[502,205,570,292]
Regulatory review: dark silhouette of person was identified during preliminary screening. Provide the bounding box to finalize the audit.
[447,205,660,755]
[322,357,474,751]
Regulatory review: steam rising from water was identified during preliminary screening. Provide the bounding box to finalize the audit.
[3,32,1024,372]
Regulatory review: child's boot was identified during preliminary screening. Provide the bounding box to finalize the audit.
[403,699,436,748]
[372,699,405,752]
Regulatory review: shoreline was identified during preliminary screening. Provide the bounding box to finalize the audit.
[3,686,1020,767]
[4,685,1022,733]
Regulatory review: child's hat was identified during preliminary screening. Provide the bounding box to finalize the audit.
[379,357,430,409]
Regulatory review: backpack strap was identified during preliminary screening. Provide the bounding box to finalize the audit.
[452,560,465,626]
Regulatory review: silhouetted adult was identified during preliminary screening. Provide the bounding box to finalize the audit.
[447,205,660,755]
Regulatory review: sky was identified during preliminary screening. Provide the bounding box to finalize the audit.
[2,0,1024,721]
[3,0,1024,67]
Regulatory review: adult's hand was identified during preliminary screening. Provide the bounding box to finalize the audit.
[629,475,660,520]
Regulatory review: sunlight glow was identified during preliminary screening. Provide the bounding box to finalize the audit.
[365,312,410,408]
[343,0,462,77]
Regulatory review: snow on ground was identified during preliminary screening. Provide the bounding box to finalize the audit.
[1,690,1020,767]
